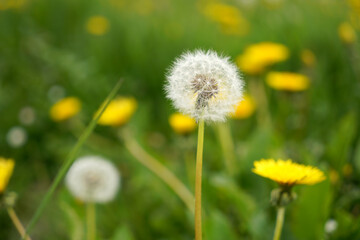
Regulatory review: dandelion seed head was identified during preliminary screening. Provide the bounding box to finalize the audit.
[166,50,244,122]
[19,106,36,126]
[325,219,338,234]
[65,156,120,203]
[6,126,27,148]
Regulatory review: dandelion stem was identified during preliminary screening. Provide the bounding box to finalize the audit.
[216,122,236,176]
[7,207,32,240]
[273,207,285,240]
[23,80,123,239]
[249,77,271,126]
[195,119,204,240]
[86,202,96,240]
[120,129,195,213]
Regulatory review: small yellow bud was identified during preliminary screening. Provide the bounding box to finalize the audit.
[338,22,357,44]
[301,49,316,67]
[86,16,110,36]
[266,72,310,92]
[0,158,15,193]
[50,97,81,122]
[98,97,137,127]
[169,113,197,135]
[231,95,256,119]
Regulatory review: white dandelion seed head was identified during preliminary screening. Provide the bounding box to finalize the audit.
[65,156,120,203]
[325,219,338,234]
[165,50,244,122]
[6,126,27,148]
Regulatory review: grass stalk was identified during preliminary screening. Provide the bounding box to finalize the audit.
[120,129,195,213]
[216,122,236,176]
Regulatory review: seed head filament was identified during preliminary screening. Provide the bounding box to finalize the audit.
[191,74,219,110]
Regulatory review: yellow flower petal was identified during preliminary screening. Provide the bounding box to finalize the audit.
[253,159,326,186]
[301,49,316,67]
[338,22,357,44]
[0,0,27,10]
[202,3,249,35]
[50,97,81,122]
[86,16,110,36]
[0,158,15,193]
[266,71,310,91]
[169,113,197,135]
[98,97,137,126]
[237,42,289,75]
[231,95,256,119]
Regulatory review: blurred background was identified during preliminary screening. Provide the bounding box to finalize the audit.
[0,0,360,239]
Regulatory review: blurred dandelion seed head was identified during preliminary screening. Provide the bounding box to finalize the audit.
[0,157,15,193]
[169,113,197,135]
[6,126,27,148]
[50,97,81,122]
[253,159,326,186]
[65,156,120,203]
[166,50,244,122]
[325,219,338,234]
[48,85,66,103]
[19,106,36,126]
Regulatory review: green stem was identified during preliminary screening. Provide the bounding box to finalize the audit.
[195,119,204,240]
[23,80,123,239]
[273,207,285,240]
[7,207,32,240]
[184,150,195,191]
[249,77,271,127]
[86,202,96,240]
[217,122,236,176]
[121,129,195,213]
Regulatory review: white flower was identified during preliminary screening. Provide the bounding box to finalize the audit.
[165,50,244,122]
[65,156,120,203]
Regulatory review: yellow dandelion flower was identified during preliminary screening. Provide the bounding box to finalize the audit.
[253,159,326,186]
[301,49,316,67]
[169,113,197,135]
[50,97,81,122]
[237,42,289,75]
[329,169,339,184]
[349,12,360,30]
[86,15,110,36]
[342,164,353,177]
[266,71,310,91]
[0,158,15,193]
[338,22,357,44]
[203,3,249,35]
[0,0,27,10]
[98,97,137,126]
[231,94,256,119]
